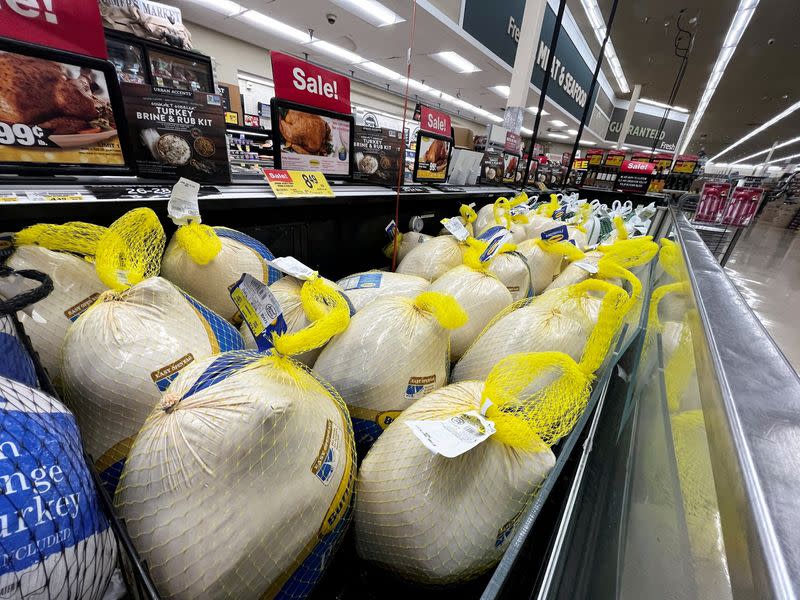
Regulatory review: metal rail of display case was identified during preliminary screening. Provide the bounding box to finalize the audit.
[535,207,800,599]
[670,208,800,599]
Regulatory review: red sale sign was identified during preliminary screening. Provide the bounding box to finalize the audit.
[0,0,107,59]
[420,105,451,137]
[270,51,351,114]
[620,160,656,175]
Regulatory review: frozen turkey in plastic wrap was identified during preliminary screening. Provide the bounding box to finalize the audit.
[314,291,466,454]
[395,234,465,282]
[161,224,282,323]
[61,276,244,495]
[337,271,428,312]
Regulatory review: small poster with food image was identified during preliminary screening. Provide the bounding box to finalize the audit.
[0,45,127,172]
[413,132,451,182]
[121,81,230,183]
[272,99,354,179]
[353,125,403,185]
[481,149,504,185]
[502,152,520,184]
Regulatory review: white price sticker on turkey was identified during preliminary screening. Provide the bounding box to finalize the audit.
[406,411,496,458]
[268,256,317,280]
[168,178,201,224]
[441,217,469,241]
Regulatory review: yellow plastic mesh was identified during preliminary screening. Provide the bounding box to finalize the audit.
[382,232,402,260]
[570,279,631,373]
[174,222,223,265]
[462,237,492,271]
[272,275,351,357]
[14,221,108,257]
[482,351,593,450]
[94,208,165,290]
[647,282,688,334]
[612,215,628,240]
[665,322,696,413]
[492,197,513,229]
[459,203,478,225]
[536,194,560,217]
[658,237,683,281]
[535,238,586,262]
[598,236,659,269]
[412,291,468,330]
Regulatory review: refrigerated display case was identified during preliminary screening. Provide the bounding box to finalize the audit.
[105,30,214,92]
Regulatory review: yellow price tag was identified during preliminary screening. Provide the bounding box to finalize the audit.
[263,170,334,198]
[225,111,239,125]
[0,195,18,202]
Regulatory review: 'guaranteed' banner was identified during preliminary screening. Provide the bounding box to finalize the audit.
[0,0,107,59]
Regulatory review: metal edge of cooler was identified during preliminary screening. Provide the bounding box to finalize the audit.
[671,207,800,600]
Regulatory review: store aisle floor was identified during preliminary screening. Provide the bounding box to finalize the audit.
[724,220,800,372]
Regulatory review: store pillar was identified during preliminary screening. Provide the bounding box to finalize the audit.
[616,84,641,148]
[504,0,547,134]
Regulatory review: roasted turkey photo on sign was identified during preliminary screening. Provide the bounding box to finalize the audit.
[278,108,333,155]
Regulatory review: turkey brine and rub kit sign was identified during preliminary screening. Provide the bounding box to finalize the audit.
[0,43,127,171]
[121,82,230,183]
[269,51,354,179]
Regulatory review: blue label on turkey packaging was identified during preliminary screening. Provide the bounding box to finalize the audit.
[354,273,382,289]
[0,410,108,576]
[540,224,569,242]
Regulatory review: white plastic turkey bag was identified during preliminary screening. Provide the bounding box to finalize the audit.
[487,245,531,300]
[337,271,429,312]
[428,239,513,360]
[6,221,109,387]
[384,231,433,263]
[0,374,117,600]
[515,234,585,294]
[161,223,282,323]
[474,197,527,242]
[355,350,607,584]
[314,291,466,454]
[453,279,631,383]
[395,234,465,281]
[115,279,354,600]
[438,203,478,236]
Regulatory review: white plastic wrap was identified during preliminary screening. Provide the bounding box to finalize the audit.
[396,235,464,281]
[337,271,429,312]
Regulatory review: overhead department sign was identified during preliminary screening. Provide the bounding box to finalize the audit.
[462,0,597,120]
[604,107,686,151]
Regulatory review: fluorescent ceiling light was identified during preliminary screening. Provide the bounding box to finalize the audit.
[188,0,243,16]
[358,61,403,80]
[490,85,510,98]
[521,127,533,135]
[430,51,480,73]
[579,140,596,145]
[550,120,568,128]
[487,114,504,123]
[239,10,309,44]
[621,146,630,150]
[730,135,800,165]
[638,98,689,113]
[305,40,364,64]
[578,0,630,93]
[678,0,760,155]
[567,129,579,135]
[549,133,569,139]
[766,151,800,164]
[238,73,273,86]
[330,0,405,27]
[526,106,550,116]
[711,99,800,161]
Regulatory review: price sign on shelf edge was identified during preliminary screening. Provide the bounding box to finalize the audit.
[263,169,334,198]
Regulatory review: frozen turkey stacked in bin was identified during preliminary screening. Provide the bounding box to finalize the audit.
[1,189,660,598]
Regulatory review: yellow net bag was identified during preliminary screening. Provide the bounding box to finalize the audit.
[115,278,354,600]
[94,207,165,290]
[354,338,613,584]
[453,278,630,383]
[14,221,108,256]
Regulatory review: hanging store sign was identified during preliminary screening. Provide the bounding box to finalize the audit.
[604,107,686,151]
[673,154,698,174]
[462,0,597,120]
[505,131,522,154]
[586,148,604,166]
[0,0,107,59]
[270,51,351,114]
[604,150,625,167]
